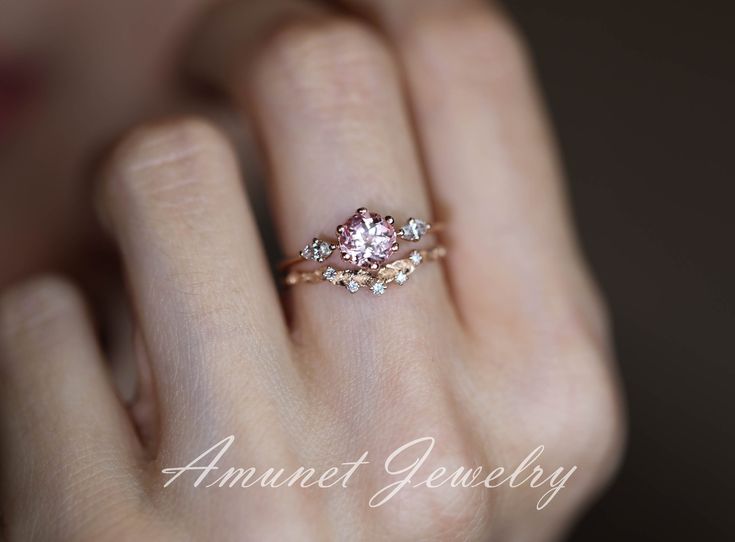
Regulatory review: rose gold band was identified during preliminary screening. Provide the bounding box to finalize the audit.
[284,246,446,295]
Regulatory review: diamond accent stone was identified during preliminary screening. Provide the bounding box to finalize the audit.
[300,239,333,262]
[400,218,429,241]
[394,271,408,285]
[338,209,397,268]
[409,250,423,266]
[323,266,337,281]
[371,281,386,296]
[345,279,360,293]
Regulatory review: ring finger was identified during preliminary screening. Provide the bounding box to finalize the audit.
[188,2,468,467]
[193,1,458,347]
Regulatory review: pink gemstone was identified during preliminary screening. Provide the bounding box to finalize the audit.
[338,210,397,267]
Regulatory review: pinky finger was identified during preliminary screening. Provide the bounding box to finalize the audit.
[0,276,143,540]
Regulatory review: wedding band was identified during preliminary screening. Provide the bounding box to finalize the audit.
[285,246,446,295]
[281,207,445,295]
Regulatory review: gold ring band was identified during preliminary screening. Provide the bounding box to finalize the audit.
[280,207,446,295]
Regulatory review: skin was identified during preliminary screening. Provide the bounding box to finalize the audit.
[0,0,625,540]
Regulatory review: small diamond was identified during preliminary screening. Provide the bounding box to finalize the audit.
[345,279,360,293]
[317,241,332,260]
[300,239,334,262]
[394,271,408,285]
[371,281,386,296]
[323,266,337,281]
[409,250,423,266]
[400,218,429,241]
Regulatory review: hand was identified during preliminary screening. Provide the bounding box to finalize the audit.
[0,1,624,540]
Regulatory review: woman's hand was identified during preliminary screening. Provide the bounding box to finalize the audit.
[0,1,624,540]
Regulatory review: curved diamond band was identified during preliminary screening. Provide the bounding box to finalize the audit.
[284,246,446,295]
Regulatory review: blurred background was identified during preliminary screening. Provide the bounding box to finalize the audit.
[501,0,734,539]
[1,0,733,539]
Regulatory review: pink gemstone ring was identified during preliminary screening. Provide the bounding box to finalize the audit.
[337,209,398,268]
[281,207,445,295]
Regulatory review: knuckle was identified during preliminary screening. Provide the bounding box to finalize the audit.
[0,275,86,351]
[576,364,626,478]
[514,345,626,492]
[258,16,396,117]
[104,117,235,212]
[378,484,489,541]
[373,430,492,541]
[354,365,493,540]
[563,374,626,502]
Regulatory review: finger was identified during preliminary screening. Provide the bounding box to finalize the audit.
[0,276,141,540]
[100,118,299,449]
[340,0,606,341]
[188,8,497,534]
[189,1,458,353]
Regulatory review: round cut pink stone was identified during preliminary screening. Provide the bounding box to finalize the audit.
[338,210,397,267]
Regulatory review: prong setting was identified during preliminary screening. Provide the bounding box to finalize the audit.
[337,207,398,268]
[289,209,438,293]
[399,217,430,241]
[370,281,386,296]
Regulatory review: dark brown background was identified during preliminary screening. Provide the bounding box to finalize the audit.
[2,1,732,539]
[501,0,734,539]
